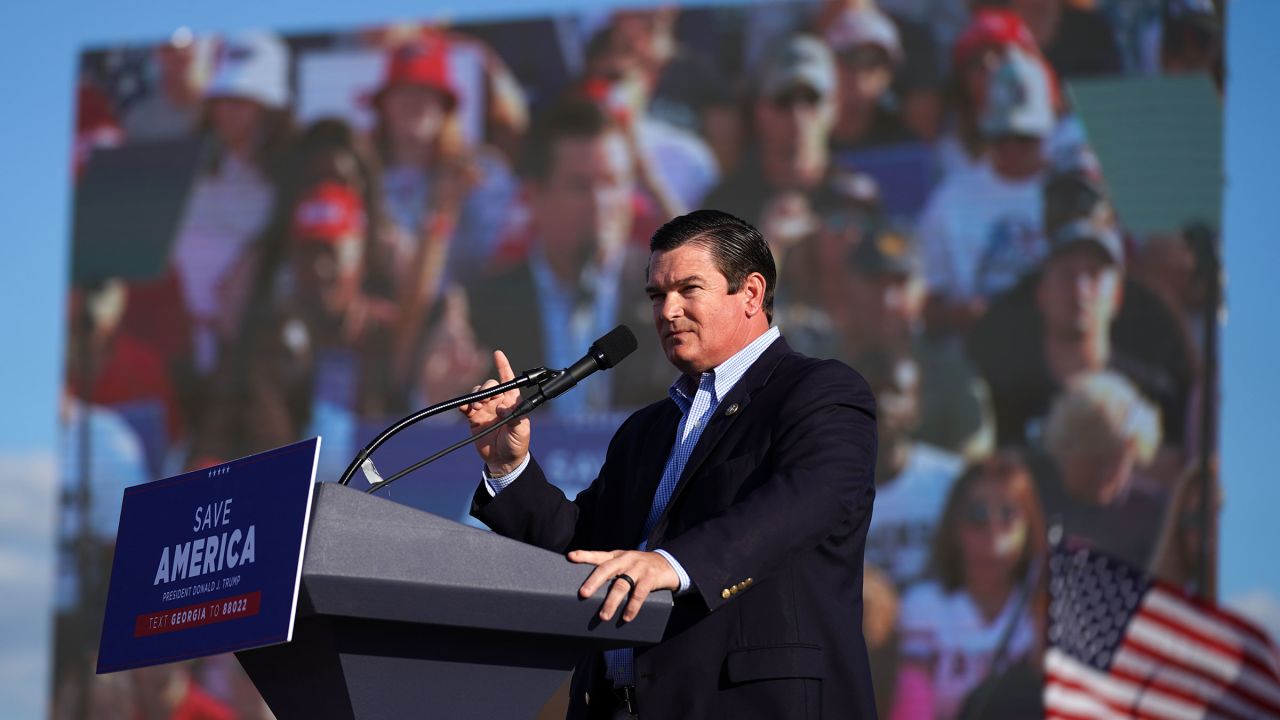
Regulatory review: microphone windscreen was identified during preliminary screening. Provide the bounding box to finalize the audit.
[593,325,638,369]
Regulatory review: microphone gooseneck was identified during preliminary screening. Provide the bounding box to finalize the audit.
[360,325,639,493]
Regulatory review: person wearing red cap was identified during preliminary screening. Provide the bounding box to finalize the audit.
[189,182,402,480]
[936,8,1041,177]
[369,36,518,307]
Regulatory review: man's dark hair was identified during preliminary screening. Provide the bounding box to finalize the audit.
[519,93,619,182]
[649,209,778,322]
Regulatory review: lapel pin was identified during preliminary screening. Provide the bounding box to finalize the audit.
[724,403,740,417]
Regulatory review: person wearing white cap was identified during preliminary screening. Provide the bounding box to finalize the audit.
[918,46,1055,338]
[822,7,917,153]
[204,30,290,110]
[704,34,839,230]
[170,30,294,379]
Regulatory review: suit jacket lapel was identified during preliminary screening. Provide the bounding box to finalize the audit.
[645,336,793,546]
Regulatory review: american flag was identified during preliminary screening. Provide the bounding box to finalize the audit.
[1046,544,1280,720]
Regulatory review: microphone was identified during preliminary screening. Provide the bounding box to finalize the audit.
[517,325,638,413]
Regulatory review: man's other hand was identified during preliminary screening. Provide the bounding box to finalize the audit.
[569,550,679,623]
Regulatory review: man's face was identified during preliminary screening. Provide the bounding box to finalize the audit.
[836,46,894,116]
[754,83,835,166]
[531,132,635,267]
[1036,244,1122,340]
[846,270,923,348]
[647,244,763,375]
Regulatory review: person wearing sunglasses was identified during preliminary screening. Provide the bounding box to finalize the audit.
[821,7,918,154]
[894,454,1047,720]
[704,34,840,233]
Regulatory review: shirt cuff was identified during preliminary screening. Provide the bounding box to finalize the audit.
[482,454,531,496]
[653,549,692,595]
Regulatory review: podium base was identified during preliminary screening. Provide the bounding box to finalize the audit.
[238,614,581,720]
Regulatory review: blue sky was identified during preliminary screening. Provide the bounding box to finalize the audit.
[1,0,1277,717]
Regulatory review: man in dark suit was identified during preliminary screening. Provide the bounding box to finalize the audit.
[465,96,671,412]
[464,210,879,718]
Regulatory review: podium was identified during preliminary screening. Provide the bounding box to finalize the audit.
[236,483,672,719]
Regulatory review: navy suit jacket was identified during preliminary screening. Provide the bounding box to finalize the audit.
[472,337,879,719]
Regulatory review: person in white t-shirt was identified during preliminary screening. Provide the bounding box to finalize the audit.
[859,349,964,589]
[171,31,293,375]
[919,46,1054,339]
[895,454,1048,720]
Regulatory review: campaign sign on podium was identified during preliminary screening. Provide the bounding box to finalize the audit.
[97,438,320,673]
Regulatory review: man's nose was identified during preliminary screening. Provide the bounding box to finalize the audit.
[658,294,683,321]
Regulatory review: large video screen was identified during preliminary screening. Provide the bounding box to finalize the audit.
[56,1,1223,717]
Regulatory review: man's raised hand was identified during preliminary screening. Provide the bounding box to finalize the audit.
[460,350,530,476]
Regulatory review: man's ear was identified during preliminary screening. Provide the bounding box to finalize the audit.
[742,272,767,318]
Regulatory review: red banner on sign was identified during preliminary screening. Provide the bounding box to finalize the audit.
[134,591,262,638]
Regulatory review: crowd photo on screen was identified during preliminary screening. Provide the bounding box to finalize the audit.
[56,0,1225,717]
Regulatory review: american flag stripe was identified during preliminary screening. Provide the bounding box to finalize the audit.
[1046,676,1156,720]
[1144,590,1280,677]
[1120,638,1280,718]
[1140,601,1278,681]
[1048,649,1238,720]
[1151,582,1277,649]
[1113,648,1274,720]
[1125,617,1280,711]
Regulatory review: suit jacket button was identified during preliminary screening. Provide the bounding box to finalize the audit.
[724,403,740,416]
[721,589,731,599]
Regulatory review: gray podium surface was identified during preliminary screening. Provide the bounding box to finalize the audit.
[237,483,672,720]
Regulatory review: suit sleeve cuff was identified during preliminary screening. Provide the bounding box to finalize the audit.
[482,453,531,496]
[653,549,693,595]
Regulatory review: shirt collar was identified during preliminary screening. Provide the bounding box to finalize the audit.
[669,325,782,409]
